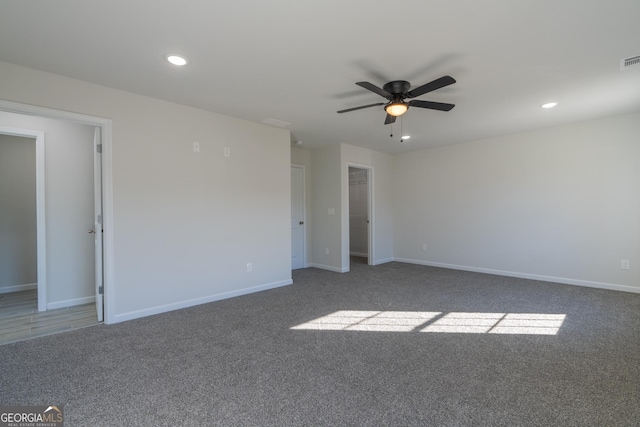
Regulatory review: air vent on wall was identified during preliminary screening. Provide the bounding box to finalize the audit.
[620,55,640,71]
[262,118,292,128]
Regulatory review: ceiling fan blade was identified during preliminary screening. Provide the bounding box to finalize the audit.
[384,114,396,125]
[406,75,456,99]
[356,82,393,99]
[337,103,385,114]
[408,100,455,111]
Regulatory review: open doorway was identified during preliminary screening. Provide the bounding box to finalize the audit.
[348,166,371,266]
[0,99,112,328]
[0,134,37,296]
[0,110,105,344]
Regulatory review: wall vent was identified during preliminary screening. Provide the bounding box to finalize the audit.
[620,55,640,71]
[262,118,292,128]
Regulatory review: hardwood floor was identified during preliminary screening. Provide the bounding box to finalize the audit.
[0,289,98,345]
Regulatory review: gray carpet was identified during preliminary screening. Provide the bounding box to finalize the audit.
[1,261,639,426]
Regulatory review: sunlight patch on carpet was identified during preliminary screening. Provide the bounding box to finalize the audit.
[291,311,566,335]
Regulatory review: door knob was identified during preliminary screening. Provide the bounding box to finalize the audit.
[88,228,95,234]
[299,221,304,225]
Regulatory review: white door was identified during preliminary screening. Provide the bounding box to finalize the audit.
[291,166,305,269]
[93,127,104,321]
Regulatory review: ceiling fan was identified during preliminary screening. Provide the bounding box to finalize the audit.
[337,75,456,124]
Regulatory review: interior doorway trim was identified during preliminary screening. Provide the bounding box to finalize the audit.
[0,99,114,324]
[0,126,46,311]
[346,162,374,267]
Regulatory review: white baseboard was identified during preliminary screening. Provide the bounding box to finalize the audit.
[309,259,393,269]
[47,295,96,310]
[112,279,293,324]
[0,283,37,294]
[394,258,640,294]
[308,263,349,273]
[371,257,394,266]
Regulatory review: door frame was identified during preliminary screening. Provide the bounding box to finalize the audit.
[0,99,114,324]
[346,163,374,267]
[291,164,307,269]
[0,126,46,311]
[93,127,104,322]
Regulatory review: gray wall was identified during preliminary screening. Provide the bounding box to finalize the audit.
[310,144,343,271]
[0,60,292,323]
[309,143,394,272]
[393,111,640,292]
[302,113,638,293]
[0,134,36,292]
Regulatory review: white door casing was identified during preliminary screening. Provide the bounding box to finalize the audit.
[93,127,104,322]
[349,167,369,258]
[346,163,374,267]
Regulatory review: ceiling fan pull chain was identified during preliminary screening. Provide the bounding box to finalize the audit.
[389,123,393,138]
[400,116,403,143]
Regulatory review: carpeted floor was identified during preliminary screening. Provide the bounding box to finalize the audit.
[1,261,639,426]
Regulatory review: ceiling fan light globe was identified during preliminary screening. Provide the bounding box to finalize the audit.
[385,103,408,117]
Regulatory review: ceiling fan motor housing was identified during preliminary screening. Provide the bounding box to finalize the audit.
[383,80,411,96]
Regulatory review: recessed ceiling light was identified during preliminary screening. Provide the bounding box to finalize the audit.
[401,135,411,140]
[165,54,188,66]
[541,102,558,109]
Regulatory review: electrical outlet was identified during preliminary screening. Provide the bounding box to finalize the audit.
[422,244,427,251]
[192,141,200,152]
[224,147,231,157]
[247,262,252,272]
[621,259,630,270]
[325,248,330,255]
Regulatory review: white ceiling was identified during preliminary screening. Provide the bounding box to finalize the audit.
[1,0,639,154]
